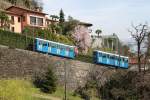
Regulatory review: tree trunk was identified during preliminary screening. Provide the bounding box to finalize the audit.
[138,42,141,73]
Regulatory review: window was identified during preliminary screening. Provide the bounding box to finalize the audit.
[18,17,21,22]
[102,54,106,58]
[99,53,102,56]
[11,27,14,32]
[37,18,43,26]
[42,42,47,46]
[30,16,36,25]
[39,41,42,45]
[23,16,25,21]
[11,16,14,24]
[30,16,44,26]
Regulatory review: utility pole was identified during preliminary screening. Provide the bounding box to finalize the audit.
[64,60,67,100]
[116,39,121,70]
[119,41,121,68]
[33,28,35,51]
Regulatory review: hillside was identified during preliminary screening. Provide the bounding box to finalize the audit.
[0,0,11,10]
[0,0,42,10]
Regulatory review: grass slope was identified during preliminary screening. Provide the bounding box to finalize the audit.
[0,79,82,100]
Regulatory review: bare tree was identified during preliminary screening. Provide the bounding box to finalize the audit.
[128,23,148,73]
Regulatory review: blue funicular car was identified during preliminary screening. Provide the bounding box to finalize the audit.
[35,38,76,59]
[93,50,129,69]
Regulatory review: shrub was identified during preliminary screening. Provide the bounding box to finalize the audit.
[22,27,74,45]
[0,29,33,49]
[100,71,138,100]
[33,67,57,93]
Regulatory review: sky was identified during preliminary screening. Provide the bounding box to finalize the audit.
[42,0,150,42]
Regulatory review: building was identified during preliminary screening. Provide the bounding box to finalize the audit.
[1,6,92,34]
[91,34,103,48]
[102,33,120,52]
[91,33,120,53]
[129,57,150,71]
[1,6,57,33]
[5,6,49,33]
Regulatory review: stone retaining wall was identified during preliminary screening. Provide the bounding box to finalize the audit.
[0,46,114,90]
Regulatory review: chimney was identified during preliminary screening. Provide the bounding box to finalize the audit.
[34,6,42,12]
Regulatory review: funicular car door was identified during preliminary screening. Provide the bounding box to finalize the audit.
[106,54,110,64]
[37,40,42,51]
[69,47,74,58]
[48,42,51,53]
[60,45,65,56]
[125,58,129,68]
[93,51,98,63]
[42,41,48,53]
[65,47,70,57]
[114,56,118,66]
[98,52,102,63]
[121,58,125,68]
[51,42,57,54]
[102,53,107,64]
[56,44,61,55]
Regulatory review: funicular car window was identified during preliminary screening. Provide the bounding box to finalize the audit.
[42,41,47,46]
[39,40,42,45]
[105,54,108,58]
[51,42,57,48]
[112,56,114,59]
[57,44,60,49]
[107,54,110,58]
[114,56,116,60]
[103,53,106,58]
[60,47,64,51]
[99,52,102,56]
[69,47,73,52]
[48,42,51,47]
[122,58,124,61]
[125,59,128,62]
[110,56,113,59]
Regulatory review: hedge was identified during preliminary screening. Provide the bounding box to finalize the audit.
[0,29,33,50]
[0,29,93,63]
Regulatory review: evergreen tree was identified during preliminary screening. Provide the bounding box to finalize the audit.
[34,67,57,93]
[24,0,31,8]
[7,0,17,5]
[59,9,65,23]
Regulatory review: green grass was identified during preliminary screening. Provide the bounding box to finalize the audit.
[75,54,93,63]
[0,79,83,100]
[50,86,83,100]
[0,79,38,100]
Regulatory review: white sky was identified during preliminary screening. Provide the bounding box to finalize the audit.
[42,0,150,42]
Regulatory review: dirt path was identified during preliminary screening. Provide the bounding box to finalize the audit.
[33,94,61,100]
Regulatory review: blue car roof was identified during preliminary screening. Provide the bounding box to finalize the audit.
[36,38,76,48]
[94,50,129,59]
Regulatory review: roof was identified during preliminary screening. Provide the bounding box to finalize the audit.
[46,18,59,22]
[102,33,119,39]
[94,50,129,59]
[6,6,48,15]
[0,9,20,16]
[3,10,21,16]
[79,22,93,27]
